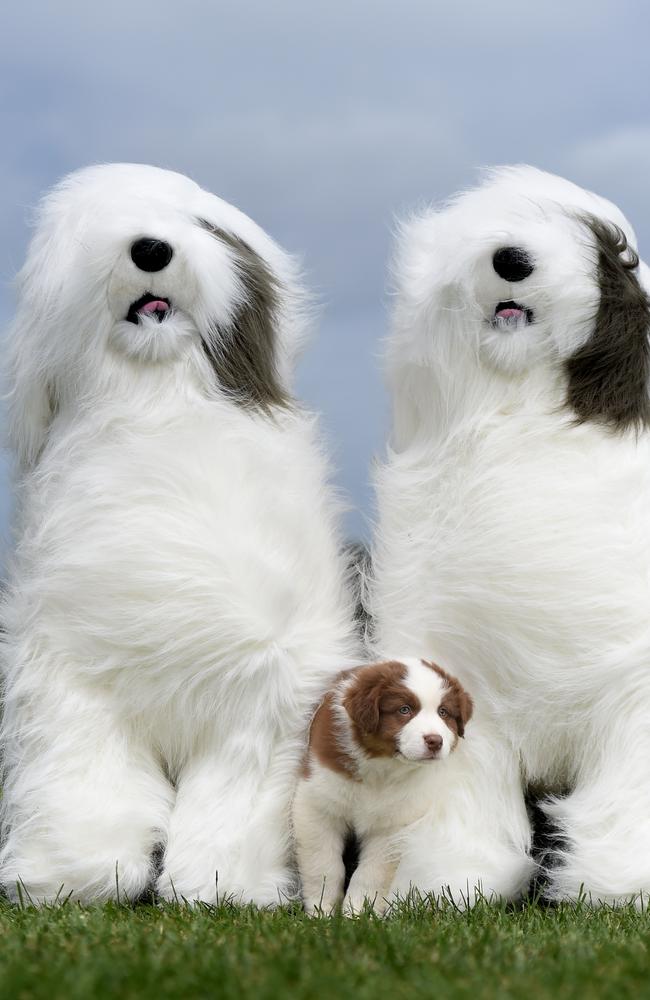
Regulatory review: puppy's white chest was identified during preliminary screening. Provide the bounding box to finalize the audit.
[329,768,431,836]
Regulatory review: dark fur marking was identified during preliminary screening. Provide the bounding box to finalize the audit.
[566,216,650,433]
[343,541,373,646]
[305,683,359,780]
[197,219,291,412]
[343,660,419,758]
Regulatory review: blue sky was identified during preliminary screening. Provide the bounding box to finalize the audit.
[2,0,650,546]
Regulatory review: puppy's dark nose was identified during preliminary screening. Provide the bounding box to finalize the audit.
[130,238,173,273]
[493,247,534,282]
[424,734,443,753]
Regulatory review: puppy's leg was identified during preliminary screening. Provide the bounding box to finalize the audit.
[542,703,650,907]
[393,718,534,907]
[292,785,346,915]
[0,677,173,904]
[343,833,397,916]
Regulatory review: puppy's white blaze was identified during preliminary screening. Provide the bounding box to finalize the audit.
[397,660,453,761]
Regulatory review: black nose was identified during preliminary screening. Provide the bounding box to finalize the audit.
[493,246,534,282]
[130,238,173,273]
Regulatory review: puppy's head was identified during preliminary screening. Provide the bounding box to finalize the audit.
[8,163,307,468]
[389,165,650,442]
[342,658,473,763]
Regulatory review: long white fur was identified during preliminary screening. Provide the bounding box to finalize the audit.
[0,163,359,905]
[371,165,650,907]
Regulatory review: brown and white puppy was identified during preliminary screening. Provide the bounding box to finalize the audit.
[292,658,473,915]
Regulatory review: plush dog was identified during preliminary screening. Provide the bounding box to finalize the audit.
[370,166,650,906]
[293,658,472,914]
[0,163,358,905]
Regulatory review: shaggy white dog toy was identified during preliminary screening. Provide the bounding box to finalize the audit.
[0,163,358,905]
[370,166,650,906]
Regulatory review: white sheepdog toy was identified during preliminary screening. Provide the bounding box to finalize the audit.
[0,163,358,905]
[370,166,650,906]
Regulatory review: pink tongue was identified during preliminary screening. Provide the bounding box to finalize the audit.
[139,300,168,314]
[496,308,524,320]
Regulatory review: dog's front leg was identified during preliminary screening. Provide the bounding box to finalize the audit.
[542,703,650,907]
[158,725,301,907]
[393,718,534,908]
[342,833,398,916]
[0,676,174,905]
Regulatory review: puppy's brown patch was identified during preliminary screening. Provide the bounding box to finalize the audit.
[343,661,420,758]
[306,689,358,779]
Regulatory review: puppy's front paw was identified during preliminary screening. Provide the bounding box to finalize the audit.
[303,896,341,917]
[342,890,388,917]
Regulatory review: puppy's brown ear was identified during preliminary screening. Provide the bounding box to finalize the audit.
[457,690,473,738]
[343,680,381,735]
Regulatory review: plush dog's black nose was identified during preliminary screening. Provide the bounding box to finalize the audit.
[493,247,534,282]
[130,238,173,273]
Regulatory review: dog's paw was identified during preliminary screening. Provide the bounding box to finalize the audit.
[342,890,388,917]
[302,895,342,917]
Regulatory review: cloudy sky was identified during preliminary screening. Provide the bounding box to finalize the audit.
[1,0,649,546]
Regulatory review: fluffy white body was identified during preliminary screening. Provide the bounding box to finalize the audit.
[370,166,650,906]
[0,164,358,905]
[293,658,472,914]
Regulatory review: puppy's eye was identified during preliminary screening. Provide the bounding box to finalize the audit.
[398,705,412,716]
[438,707,449,718]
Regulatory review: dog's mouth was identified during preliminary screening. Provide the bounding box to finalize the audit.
[493,300,534,329]
[395,750,441,763]
[126,293,172,325]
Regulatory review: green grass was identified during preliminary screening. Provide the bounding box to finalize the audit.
[1,896,650,1000]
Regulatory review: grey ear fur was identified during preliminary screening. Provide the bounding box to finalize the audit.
[198,220,291,412]
[5,308,57,472]
[566,216,650,433]
[8,374,55,471]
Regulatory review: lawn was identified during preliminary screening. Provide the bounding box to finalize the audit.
[1,895,649,1000]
